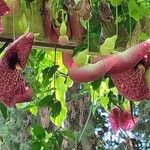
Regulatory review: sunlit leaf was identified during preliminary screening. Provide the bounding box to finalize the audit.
[19,13,28,32]
[100,35,117,55]
[51,76,67,126]
[30,106,38,116]
[65,77,73,88]
[73,49,89,66]
[98,96,109,111]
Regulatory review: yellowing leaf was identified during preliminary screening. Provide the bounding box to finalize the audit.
[99,96,109,111]
[80,17,87,29]
[65,77,73,88]
[50,76,67,126]
[100,35,117,55]
[30,106,38,116]
[123,99,130,110]
[73,49,89,66]
[18,13,28,32]
[60,21,67,36]
[115,16,123,24]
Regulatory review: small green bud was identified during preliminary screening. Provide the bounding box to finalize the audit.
[60,22,67,36]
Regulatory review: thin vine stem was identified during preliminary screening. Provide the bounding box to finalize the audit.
[54,46,57,92]
[13,4,16,40]
[129,15,132,47]
[53,47,57,124]
[78,105,93,143]
[115,1,118,35]
[78,92,94,143]
[30,2,34,32]
[77,12,80,42]
[145,17,148,35]
[87,21,90,50]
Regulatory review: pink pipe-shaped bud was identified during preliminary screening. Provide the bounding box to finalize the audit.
[109,107,138,132]
[62,52,116,83]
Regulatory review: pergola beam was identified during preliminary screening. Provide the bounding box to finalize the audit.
[0,36,101,55]
[0,37,76,50]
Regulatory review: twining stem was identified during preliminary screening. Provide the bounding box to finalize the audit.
[130,101,136,124]
[13,4,16,40]
[30,2,34,32]
[78,92,94,143]
[115,1,118,35]
[53,47,57,123]
[87,21,90,51]
[129,16,132,46]
[78,105,93,142]
[54,46,57,92]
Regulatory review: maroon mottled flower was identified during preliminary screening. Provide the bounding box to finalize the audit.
[62,40,150,100]
[0,32,34,107]
[0,0,10,16]
[109,107,138,132]
[111,67,150,101]
[0,0,10,33]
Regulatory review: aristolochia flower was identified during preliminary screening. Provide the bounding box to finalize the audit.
[0,32,34,107]
[62,40,150,101]
[0,0,10,33]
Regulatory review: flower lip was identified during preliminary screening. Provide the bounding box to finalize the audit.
[2,32,34,70]
[8,52,20,69]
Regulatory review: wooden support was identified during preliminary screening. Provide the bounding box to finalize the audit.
[0,36,101,55]
[0,37,76,50]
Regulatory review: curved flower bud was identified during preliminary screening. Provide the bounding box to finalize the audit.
[109,107,138,132]
[62,52,116,82]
